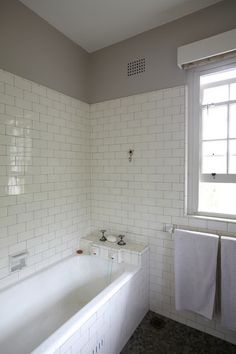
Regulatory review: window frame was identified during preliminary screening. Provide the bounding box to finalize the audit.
[186,58,236,220]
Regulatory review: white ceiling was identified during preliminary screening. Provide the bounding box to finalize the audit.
[20,0,222,53]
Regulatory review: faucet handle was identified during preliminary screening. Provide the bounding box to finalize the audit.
[100,229,107,242]
[117,234,126,246]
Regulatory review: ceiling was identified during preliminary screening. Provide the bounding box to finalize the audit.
[19,0,222,53]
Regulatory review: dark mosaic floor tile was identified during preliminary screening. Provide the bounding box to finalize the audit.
[120,311,236,354]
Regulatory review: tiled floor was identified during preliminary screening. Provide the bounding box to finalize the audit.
[121,311,236,354]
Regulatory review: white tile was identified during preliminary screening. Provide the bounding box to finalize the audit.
[89,84,233,345]
[0,69,233,345]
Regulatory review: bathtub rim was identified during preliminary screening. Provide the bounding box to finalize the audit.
[0,254,77,294]
[28,255,140,354]
[0,253,123,294]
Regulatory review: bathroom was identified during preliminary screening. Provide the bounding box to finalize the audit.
[0,0,236,353]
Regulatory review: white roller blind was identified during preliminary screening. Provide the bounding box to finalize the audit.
[178,29,236,69]
[182,50,236,70]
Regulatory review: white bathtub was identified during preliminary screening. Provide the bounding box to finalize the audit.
[0,254,148,354]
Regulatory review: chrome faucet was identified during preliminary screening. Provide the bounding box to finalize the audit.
[99,229,107,241]
[117,235,126,246]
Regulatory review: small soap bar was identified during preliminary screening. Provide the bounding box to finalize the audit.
[107,235,117,243]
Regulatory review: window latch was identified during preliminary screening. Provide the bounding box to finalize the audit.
[211,173,216,179]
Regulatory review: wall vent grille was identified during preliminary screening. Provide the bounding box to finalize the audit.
[127,58,146,76]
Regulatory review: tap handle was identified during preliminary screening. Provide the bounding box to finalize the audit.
[117,234,126,246]
[100,229,107,241]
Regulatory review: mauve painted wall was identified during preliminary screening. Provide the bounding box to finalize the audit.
[89,0,236,103]
[0,0,90,102]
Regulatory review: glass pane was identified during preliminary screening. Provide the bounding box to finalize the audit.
[201,68,236,85]
[199,182,236,215]
[229,140,236,174]
[202,85,228,105]
[202,105,227,140]
[202,140,227,173]
[230,83,236,101]
[229,104,236,138]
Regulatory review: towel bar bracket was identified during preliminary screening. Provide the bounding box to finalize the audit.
[163,223,225,238]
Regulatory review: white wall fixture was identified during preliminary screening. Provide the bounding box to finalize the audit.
[177,28,236,68]
[80,233,147,266]
[9,251,28,272]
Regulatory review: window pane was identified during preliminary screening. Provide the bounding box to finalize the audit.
[229,104,236,138]
[229,140,236,174]
[230,83,236,101]
[202,140,227,173]
[199,182,236,215]
[202,85,228,105]
[202,105,227,140]
[201,68,236,85]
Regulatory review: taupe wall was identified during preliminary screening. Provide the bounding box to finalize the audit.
[0,0,89,102]
[90,0,236,103]
[0,0,236,103]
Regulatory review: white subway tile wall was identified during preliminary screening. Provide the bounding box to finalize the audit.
[0,69,91,289]
[0,68,236,345]
[90,88,236,344]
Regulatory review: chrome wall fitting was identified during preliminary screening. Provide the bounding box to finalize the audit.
[117,235,126,246]
[9,250,28,272]
[128,149,134,162]
[99,229,107,241]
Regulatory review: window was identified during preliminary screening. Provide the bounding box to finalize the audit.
[187,60,236,219]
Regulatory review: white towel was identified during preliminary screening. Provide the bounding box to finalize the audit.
[221,236,236,330]
[174,229,219,319]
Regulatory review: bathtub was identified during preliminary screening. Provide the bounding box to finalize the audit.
[0,253,148,354]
